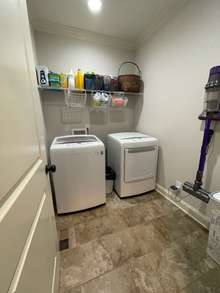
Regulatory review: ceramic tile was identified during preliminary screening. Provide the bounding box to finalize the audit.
[130,247,192,293]
[106,192,134,210]
[180,283,208,293]
[56,210,97,230]
[74,213,128,245]
[180,267,220,293]
[99,227,141,268]
[119,194,179,229]
[128,229,217,293]
[125,190,161,205]
[152,212,202,244]
[99,221,168,269]
[129,254,165,293]
[120,200,160,227]
[131,222,169,253]
[157,246,202,293]
[59,286,82,293]
[60,240,113,290]
[60,229,69,241]
[152,196,180,216]
[80,263,136,293]
[173,230,216,276]
[174,229,209,260]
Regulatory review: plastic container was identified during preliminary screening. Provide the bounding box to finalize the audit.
[109,76,119,91]
[75,69,84,89]
[207,191,220,265]
[111,94,128,107]
[84,73,95,90]
[68,70,75,90]
[94,75,104,90]
[48,72,60,88]
[91,92,110,109]
[60,73,68,88]
[106,166,116,194]
[103,75,111,91]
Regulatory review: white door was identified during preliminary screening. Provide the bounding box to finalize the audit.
[124,146,158,182]
[0,0,58,293]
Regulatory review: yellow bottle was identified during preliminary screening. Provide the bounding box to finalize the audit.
[75,69,84,90]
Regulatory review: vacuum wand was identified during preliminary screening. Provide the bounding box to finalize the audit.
[194,118,213,191]
[183,118,213,203]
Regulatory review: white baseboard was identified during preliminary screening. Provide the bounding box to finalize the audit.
[156,183,209,230]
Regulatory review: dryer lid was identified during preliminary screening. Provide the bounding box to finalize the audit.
[109,132,148,141]
[108,132,158,147]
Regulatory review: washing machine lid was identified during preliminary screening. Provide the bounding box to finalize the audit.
[52,135,99,146]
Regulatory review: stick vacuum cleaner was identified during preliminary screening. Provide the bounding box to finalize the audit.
[183,66,220,203]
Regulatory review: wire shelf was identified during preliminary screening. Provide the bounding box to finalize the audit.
[64,90,87,108]
[38,86,143,96]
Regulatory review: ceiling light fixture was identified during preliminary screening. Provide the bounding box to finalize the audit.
[88,0,102,14]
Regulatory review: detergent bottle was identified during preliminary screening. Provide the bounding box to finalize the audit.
[75,69,84,89]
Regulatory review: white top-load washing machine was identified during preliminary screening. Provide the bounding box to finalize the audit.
[50,135,105,214]
[107,132,158,198]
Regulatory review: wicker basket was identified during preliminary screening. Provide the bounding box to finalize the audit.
[118,62,142,93]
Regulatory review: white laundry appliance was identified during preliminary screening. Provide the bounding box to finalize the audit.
[50,135,106,214]
[107,132,158,198]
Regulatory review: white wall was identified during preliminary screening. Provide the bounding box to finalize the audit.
[34,31,139,145]
[136,0,220,226]
[34,31,134,75]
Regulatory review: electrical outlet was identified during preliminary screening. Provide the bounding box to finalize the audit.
[176,180,183,189]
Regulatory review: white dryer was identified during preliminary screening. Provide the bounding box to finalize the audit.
[50,135,106,214]
[107,132,158,198]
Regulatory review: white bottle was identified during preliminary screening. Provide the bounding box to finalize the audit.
[68,69,75,90]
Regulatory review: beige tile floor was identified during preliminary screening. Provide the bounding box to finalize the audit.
[56,191,220,293]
